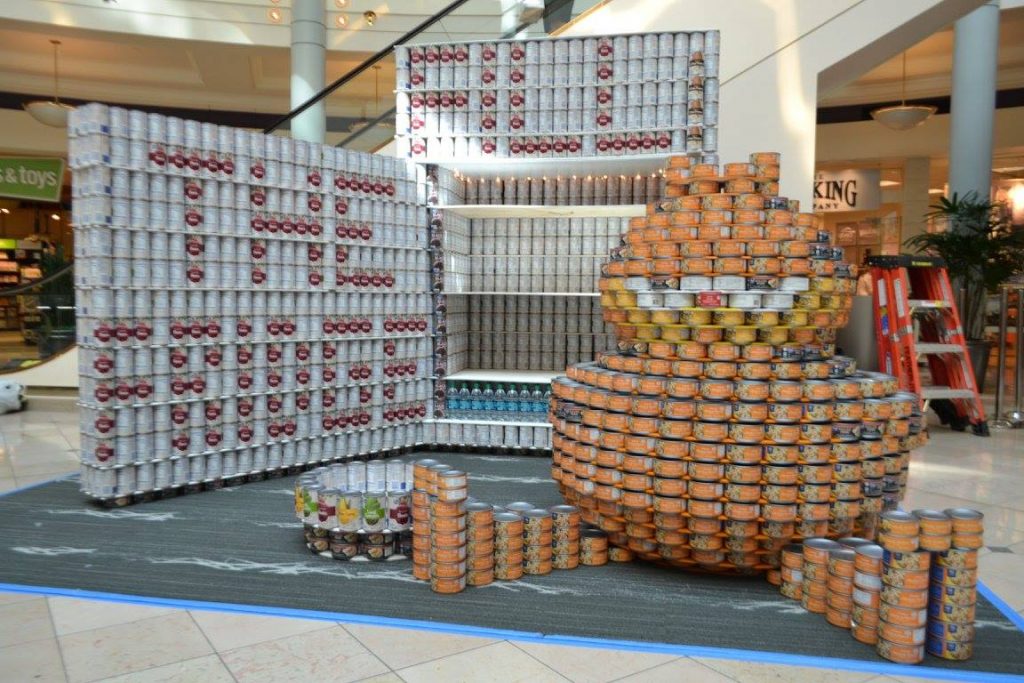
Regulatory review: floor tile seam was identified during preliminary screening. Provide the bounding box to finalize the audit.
[188,607,336,654]
[89,654,229,683]
[505,639,579,682]
[53,606,184,641]
[337,622,405,676]
[45,597,72,682]
[692,655,876,683]
[186,609,240,683]
[604,655,685,682]
[674,656,748,683]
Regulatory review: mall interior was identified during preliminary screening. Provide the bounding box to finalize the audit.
[0,1,1023,682]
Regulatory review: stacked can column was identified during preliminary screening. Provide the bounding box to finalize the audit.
[522,508,554,575]
[851,544,884,645]
[466,502,496,586]
[579,528,609,566]
[877,513,929,665]
[493,512,525,580]
[801,539,837,614]
[927,509,982,661]
[430,466,468,593]
[550,505,581,569]
[410,458,439,580]
[826,547,856,628]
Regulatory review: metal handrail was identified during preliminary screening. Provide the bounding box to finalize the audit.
[263,0,473,135]
[0,262,74,297]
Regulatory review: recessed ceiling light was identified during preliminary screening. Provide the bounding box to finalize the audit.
[928,188,945,194]
[268,8,282,22]
[50,213,60,220]
[879,180,901,188]
[993,166,1024,174]
[334,0,349,7]
[335,14,349,28]
[363,10,377,26]
[0,208,10,214]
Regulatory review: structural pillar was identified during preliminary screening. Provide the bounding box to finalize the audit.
[291,0,327,144]
[948,0,1000,203]
[902,157,932,245]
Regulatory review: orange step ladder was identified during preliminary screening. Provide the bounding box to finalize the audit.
[868,255,989,436]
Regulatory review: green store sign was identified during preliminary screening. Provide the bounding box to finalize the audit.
[0,157,65,202]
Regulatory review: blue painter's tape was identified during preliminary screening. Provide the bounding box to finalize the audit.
[0,473,74,499]
[2,582,1022,682]
[978,581,1024,632]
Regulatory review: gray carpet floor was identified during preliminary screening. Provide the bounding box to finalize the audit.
[0,452,1021,675]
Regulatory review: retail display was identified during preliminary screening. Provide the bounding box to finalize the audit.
[550,152,929,574]
[69,104,433,502]
[776,508,982,665]
[394,32,719,161]
[295,459,413,560]
[410,458,583,593]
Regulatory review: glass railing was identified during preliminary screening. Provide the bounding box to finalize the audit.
[0,262,75,371]
[267,0,605,152]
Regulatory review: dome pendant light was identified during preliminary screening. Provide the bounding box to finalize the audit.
[24,40,75,128]
[870,51,937,131]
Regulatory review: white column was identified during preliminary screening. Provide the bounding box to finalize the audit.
[948,0,1000,202]
[901,157,932,244]
[291,0,326,144]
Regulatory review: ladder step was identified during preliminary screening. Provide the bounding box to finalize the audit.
[908,299,949,309]
[921,387,977,400]
[915,343,964,355]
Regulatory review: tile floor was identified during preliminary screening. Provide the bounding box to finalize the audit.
[1,396,1022,683]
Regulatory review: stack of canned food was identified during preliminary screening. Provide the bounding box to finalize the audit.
[851,542,884,645]
[466,502,496,585]
[776,507,984,664]
[294,459,412,561]
[549,152,927,574]
[580,528,610,565]
[441,168,666,207]
[395,31,719,161]
[928,509,983,661]
[410,459,589,593]
[70,104,434,504]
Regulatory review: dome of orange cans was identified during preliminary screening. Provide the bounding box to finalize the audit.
[548,152,928,574]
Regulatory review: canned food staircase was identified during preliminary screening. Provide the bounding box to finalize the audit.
[868,255,988,436]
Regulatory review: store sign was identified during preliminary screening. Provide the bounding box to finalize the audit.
[813,169,880,212]
[0,157,66,202]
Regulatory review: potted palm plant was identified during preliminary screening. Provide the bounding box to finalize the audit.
[905,192,1024,391]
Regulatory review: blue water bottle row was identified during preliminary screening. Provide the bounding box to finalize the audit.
[445,381,551,422]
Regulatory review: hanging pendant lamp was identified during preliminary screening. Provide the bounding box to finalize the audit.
[871,52,936,131]
[24,40,75,127]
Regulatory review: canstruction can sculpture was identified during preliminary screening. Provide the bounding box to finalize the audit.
[549,153,928,574]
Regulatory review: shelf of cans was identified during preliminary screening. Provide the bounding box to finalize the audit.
[70,103,435,502]
[776,508,983,664]
[547,152,929,573]
[422,421,553,451]
[409,458,605,593]
[394,31,720,161]
[435,167,666,207]
[444,380,552,423]
[296,460,414,561]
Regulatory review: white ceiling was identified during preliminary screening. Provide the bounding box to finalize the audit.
[820,6,1024,106]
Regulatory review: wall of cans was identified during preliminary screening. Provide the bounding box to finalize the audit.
[422,421,551,451]
[452,171,665,206]
[467,218,625,293]
[296,460,413,561]
[464,295,612,370]
[70,104,434,502]
[395,32,720,161]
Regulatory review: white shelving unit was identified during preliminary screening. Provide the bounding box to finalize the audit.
[446,369,564,384]
[429,418,552,429]
[433,204,646,219]
[447,291,600,297]
[421,153,675,177]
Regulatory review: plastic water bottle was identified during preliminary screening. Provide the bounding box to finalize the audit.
[542,386,551,415]
[494,383,508,421]
[469,382,483,416]
[481,383,495,420]
[446,384,459,418]
[518,384,532,415]
[456,382,471,419]
[531,385,545,416]
[506,384,519,420]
